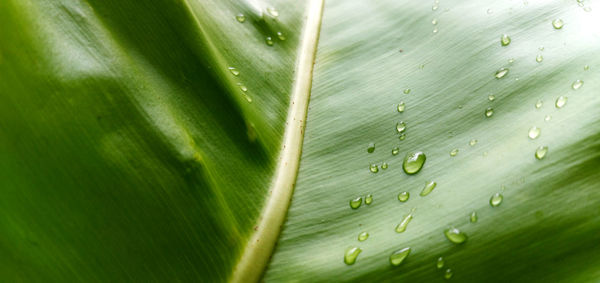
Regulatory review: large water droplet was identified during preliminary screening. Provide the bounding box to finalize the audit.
[485,107,494,117]
[389,247,411,266]
[395,210,414,233]
[397,102,406,113]
[358,232,369,241]
[350,197,362,209]
[500,34,511,46]
[235,13,246,23]
[449,148,459,157]
[490,193,503,207]
[555,96,568,108]
[444,227,468,244]
[392,147,400,156]
[495,68,509,79]
[470,211,478,223]
[367,143,375,153]
[420,181,437,196]
[265,36,274,46]
[535,146,548,160]
[344,247,362,265]
[552,19,564,29]
[528,126,541,139]
[437,257,445,269]
[365,194,373,205]
[403,151,426,175]
[398,191,409,202]
[369,163,379,173]
[396,121,407,134]
[536,54,544,63]
[445,269,454,279]
[572,80,584,90]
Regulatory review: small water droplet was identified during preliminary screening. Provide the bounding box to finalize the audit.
[535,100,543,109]
[266,7,279,17]
[398,191,410,202]
[344,247,362,265]
[495,68,509,79]
[395,211,414,233]
[399,133,406,141]
[449,148,459,157]
[490,192,503,207]
[488,94,496,101]
[432,4,439,11]
[420,181,437,197]
[444,269,454,279]
[277,31,286,41]
[392,147,400,156]
[433,28,439,34]
[238,84,248,92]
[350,197,362,209]
[389,247,411,266]
[535,146,548,160]
[358,232,369,241]
[555,96,568,108]
[369,163,379,173]
[536,54,543,63]
[500,34,511,46]
[381,162,388,170]
[244,94,253,103]
[432,18,438,25]
[584,6,592,12]
[552,19,564,29]
[396,121,407,134]
[403,88,411,94]
[528,126,541,139]
[235,13,246,23]
[436,257,445,269]
[469,139,478,146]
[508,58,515,64]
[228,67,240,76]
[572,80,584,90]
[365,194,373,205]
[444,227,467,244]
[470,211,478,223]
[397,102,406,113]
[403,151,426,175]
[544,115,551,121]
[265,36,274,46]
[367,143,375,153]
[485,107,494,117]
[539,46,545,51]
[584,65,590,71]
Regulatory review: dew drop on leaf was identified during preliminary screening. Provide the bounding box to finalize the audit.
[500,34,511,46]
[432,18,438,25]
[358,232,369,241]
[536,54,543,63]
[445,269,454,279]
[396,121,407,134]
[403,151,426,175]
[369,163,379,173]
[485,107,494,117]
[449,148,459,157]
[395,211,414,233]
[535,100,543,109]
[495,68,509,79]
[437,257,445,269]
[528,126,541,139]
[344,247,361,265]
[572,80,583,90]
[265,36,274,46]
[420,181,437,196]
[381,162,388,170]
[389,247,411,266]
[392,147,400,155]
[266,7,279,17]
[469,139,478,146]
[584,65,590,71]
[228,67,240,76]
[470,211,478,223]
[349,197,362,209]
[544,115,552,121]
[444,227,467,244]
[490,192,503,207]
[555,96,567,108]
[488,94,495,101]
[403,88,411,94]
[365,194,373,205]
[552,19,564,29]
[398,191,409,202]
[535,146,548,160]
[397,101,406,113]
[235,13,246,23]
[276,32,286,41]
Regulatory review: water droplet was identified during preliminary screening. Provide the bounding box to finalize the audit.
[277,31,286,41]
[367,143,375,153]
[433,28,439,34]
[396,121,407,134]
[420,181,437,197]
[572,80,584,90]
[244,94,253,103]
[369,163,379,173]
[381,162,388,170]
[544,115,551,121]
[432,4,439,11]
[389,247,411,266]
[266,7,279,17]
[528,126,541,139]
[444,227,468,244]
[228,67,240,76]
[508,58,515,64]
[536,54,543,63]
[470,211,478,223]
[488,95,496,101]
[495,68,509,79]
[392,147,400,155]
[490,193,503,207]
[449,148,459,157]
[584,65,590,71]
[344,247,362,265]
[500,34,511,46]
[535,100,543,109]
[358,232,369,241]
[403,88,411,94]
[539,46,545,51]
[444,269,454,280]
[485,107,494,117]
[397,102,406,113]
[365,194,373,205]
[395,211,414,233]
[535,146,548,160]
[432,18,438,25]
[235,13,246,23]
[265,36,274,46]
[399,133,406,141]
[584,6,592,12]
[350,197,362,209]
[437,257,445,269]
[555,96,568,108]
[398,191,409,202]
[469,139,478,146]
[238,84,248,92]
[552,19,564,29]
[403,151,426,175]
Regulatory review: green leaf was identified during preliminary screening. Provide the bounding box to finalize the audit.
[2,0,600,282]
